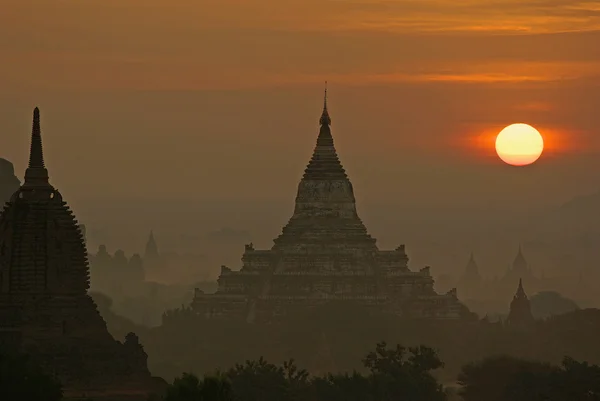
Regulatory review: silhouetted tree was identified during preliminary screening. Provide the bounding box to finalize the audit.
[227,357,309,401]
[0,349,63,401]
[458,356,554,401]
[164,343,448,401]
[459,355,600,401]
[551,357,600,401]
[363,342,446,401]
[164,372,233,401]
[312,372,372,401]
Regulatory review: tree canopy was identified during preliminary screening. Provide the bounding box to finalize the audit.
[458,354,600,401]
[164,342,446,401]
[0,349,63,401]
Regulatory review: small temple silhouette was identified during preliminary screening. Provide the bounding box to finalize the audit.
[145,230,159,260]
[507,278,535,327]
[0,108,163,399]
[191,89,474,322]
[0,157,20,207]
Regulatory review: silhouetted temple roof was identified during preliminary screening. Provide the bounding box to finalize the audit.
[302,85,348,181]
[273,86,375,250]
[465,252,479,275]
[0,108,89,294]
[513,244,527,269]
[515,278,527,299]
[22,107,50,189]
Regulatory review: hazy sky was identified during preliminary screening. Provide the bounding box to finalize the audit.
[1,0,600,257]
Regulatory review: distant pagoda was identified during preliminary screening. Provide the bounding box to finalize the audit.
[0,157,20,208]
[503,244,536,294]
[191,89,474,322]
[507,278,534,328]
[458,252,482,300]
[0,108,162,399]
[143,229,165,281]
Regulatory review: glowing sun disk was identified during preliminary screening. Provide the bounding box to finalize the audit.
[495,123,544,166]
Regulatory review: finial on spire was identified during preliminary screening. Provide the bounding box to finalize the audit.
[319,81,331,126]
[23,107,50,187]
[29,107,44,169]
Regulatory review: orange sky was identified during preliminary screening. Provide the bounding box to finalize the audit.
[1,0,600,255]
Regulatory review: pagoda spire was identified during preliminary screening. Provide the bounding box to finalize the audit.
[465,251,480,278]
[145,229,159,259]
[319,82,331,126]
[515,278,526,298]
[23,107,50,188]
[507,277,534,327]
[301,86,347,180]
[512,243,528,271]
[316,83,334,148]
[275,87,373,248]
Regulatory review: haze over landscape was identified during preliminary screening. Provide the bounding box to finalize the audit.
[3,1,600,282]
[4,2,600,400]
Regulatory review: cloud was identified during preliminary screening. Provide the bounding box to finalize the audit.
[2,0,600,91]
[323,0,600,33]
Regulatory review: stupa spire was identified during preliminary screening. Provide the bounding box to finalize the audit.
[315,83,335,149]
[302,86,347,180]
[28,108,45,168]
[465,251,480,277]
[23,107,50,187]
[145,229,159,259]
[319,82,331,126]
[515,278,526,298]
[512,243,527,270]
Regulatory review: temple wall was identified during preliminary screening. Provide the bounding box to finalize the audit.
[268,275,377,296]
[293,180,358,218]
[241,247,271,271]
[377,249,409,271]
[191,292,470,321]
[276,253,370,273]
[192,295,247,319]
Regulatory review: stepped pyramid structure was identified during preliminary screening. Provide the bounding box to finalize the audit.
[0,109,162,399]
[192,90,473,322]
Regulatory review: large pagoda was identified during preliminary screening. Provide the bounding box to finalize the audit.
[192,90,473,322]
[0,108,162,399]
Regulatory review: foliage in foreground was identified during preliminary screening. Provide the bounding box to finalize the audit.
[164,340,600,401]
[0,349,63,401]
[165,341,446,401]
[458,355,600,401]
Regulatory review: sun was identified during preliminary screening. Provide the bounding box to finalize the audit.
[495,123,544,166]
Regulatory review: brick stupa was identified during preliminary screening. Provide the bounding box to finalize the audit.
[192,88,474,322]
[0,108,163,400]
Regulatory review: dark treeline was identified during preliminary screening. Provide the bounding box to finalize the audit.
[6,341,596,401]
[160,342,600,401]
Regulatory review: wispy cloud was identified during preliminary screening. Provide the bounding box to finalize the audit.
[322,0,600,33]
[2,0,600,91]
